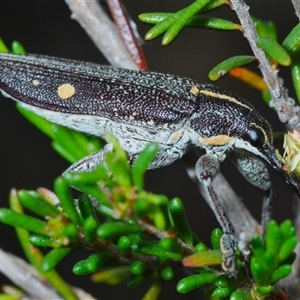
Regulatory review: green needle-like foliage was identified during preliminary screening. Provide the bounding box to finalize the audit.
[139,0,238,45]
[250,220,297,298]
[1,94,296,298]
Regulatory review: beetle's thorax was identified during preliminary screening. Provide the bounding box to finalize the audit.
[186,86,253,158]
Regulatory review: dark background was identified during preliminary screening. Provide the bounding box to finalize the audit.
[0,1,298,299]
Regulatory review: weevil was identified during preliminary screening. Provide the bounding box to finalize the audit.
[1,53,300,275]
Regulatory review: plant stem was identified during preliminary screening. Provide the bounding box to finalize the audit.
[230,0,300,128]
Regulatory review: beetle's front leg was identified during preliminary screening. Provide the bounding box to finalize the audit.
[195,154,238,276]
[228,150,272,236]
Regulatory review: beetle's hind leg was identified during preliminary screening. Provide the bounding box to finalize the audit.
[229,150,272,237]
[62,143,113,175]
[195,154,238,276]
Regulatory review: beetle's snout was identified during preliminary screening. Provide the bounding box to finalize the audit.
[262,145,300,198]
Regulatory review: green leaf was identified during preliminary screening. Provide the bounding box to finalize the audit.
[270,265,292,284]
[177,269,218,294]
[252,17,277,40]
[130,260,146,275]
[139,12,172,24]
[277,236,297,263]
[9,190,78,299]
[279,219,295,238]
[11,41,26,54]
[142,281,162,300]
[29,233,53,247]
[64,165,110,185]
[161,266,174,280]
[83,216,99,243]
[73,254,113,276]
[140,13,240,30]
[91,266,131,285]
[143,0,212,45]
[187,15,241,30]
[54,177,80,225]
[132,241,182,260]
[263,251,276,271]
[250,257,266,285]
[159,238,181,253]
[18,190,60,218]
[85,253,110,273]
[169,197,193,245]
[97,222,143,239]
[75,183,109,206]
[183,250,223,267]
[210,228,222,250]
[0,37,9,53]
[162,0,211,45]
[265,220,281,256]
[282,23,300,52]
[134,194,170,230]
[78,194,97,220]
[144,12,179,41]
[291,57,300,102]
[209,55,255,81]
[256,36,291,66]
[51,124,87,162]
[230,289,253,300]
[127,272,152,289]
[131,143,158,189]
[117,236,132,256]
[255,286,273,296]
[104,134,131,187]
[194,242,209,253]
[72,260,89,276]
[0,208,47,233]
[211,285,236,298]
[42,247,72,272]
[215,274,231,288]
[251,235,265,259]
[199,0,229,12]
[64,223,79,242]
[52,141,79,164]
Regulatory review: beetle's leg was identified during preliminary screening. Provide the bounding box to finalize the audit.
[229,150,272,237]
[62,143,113,175]
[195,154,237,276]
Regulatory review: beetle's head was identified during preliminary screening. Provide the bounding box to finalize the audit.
[236,110,300,197]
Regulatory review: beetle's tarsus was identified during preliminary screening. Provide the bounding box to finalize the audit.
[221,233,238,277]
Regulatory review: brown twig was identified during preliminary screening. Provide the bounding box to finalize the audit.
[230,0,300,129]
[106,0,148,71]
[64,0,138,70]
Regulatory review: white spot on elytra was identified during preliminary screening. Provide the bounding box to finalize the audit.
[147,120,154,126]
[189,86,199,95]
[57,83,75,100]
[32,79,40,86]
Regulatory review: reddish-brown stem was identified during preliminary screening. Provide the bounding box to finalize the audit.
[106,0,148,71]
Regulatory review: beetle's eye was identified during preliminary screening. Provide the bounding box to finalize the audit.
[247,127,265,147]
